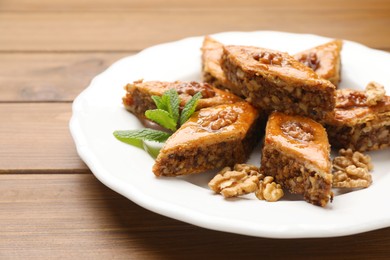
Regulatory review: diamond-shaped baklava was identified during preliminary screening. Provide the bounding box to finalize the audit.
[260,112,333,207]
[324,83,390,151]
[123,80,241,117]
[294,40,343,87]
[153,102,262,176]
[221,45,336,120]
[201,36,243,96]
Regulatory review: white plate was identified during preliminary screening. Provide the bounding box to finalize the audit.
[70,31,390,238]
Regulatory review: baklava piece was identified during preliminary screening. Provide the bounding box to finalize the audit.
[201,36,243,96]
[325,82,390,151]
[122,79,241,117]
[260,112,333,207]
[294,40,343,87]
[153,102,261,176]
[221,45,336,120]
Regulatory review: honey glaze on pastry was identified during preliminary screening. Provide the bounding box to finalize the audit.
[153,102,263,177]
[260,112,333,207]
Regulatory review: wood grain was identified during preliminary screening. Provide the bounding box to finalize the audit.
[0,103,87,172]
[0,52,130,102]
[2,0,390,258]
[0,173,389,259]
[1,10,389,52]
[1,0,389,11]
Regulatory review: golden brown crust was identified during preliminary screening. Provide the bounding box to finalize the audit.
[260,112,333,207]
[221,45,336,120]
[324,83,389,126]
[152,102,262,176]
[122,80,242,117]
[324,88,390,151]
[294,40,343,87]
[223,45,336,87]
[201,36,225,84]
[327,96,390,126]
[265,112,331,173]
[201,36,243,96]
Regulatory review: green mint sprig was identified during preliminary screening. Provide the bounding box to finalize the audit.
[145,109,177,131]
[180,92,202,126]
[113,129,171,148]
[113,88,202,157]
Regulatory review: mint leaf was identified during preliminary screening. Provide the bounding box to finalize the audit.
[143,142,163,158]
[113,129,171,146]
[179,92,202,126]
[164,88,180,123]
[145,109,177,131]
[113,129,170,158]
[151,95,167,111]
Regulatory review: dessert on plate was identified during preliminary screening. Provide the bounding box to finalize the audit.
[201,36,342,95]
[201,36,244,96]
[221,45,336,120]
[153,102,262,176]
[260,111,333,207]
[123,79,241,117]
[324,82,390,151]
[294,39,343,87]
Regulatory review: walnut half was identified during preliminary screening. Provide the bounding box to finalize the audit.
[253,52,284,66]
[208,164,262,198]
[297,52,319,71]
[332,148,373,188]
[177,81,216,98]
[198,107,238,131]
[209,164,284,202]
[365,81,386,106]
[255,176,284,202]
[281,121,314,142]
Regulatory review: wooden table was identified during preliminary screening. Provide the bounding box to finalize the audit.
[1,0,390,258]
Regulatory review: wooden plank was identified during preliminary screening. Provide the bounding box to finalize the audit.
[0,52,131,102]
[0,103,87,172]
[1,0,389,11]
[0,173,389,259]
[1,10,389,52]
[3,49,390,102]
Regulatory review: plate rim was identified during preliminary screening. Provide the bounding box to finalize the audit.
[69,30,390,238]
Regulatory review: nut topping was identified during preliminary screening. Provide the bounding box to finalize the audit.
[177,81,216,98]
[332,148,373,188]
[281,121,314,142]
[297,52,320,71]
[335,81,386,108]
[198,107,238,131]
[253,52,284,66]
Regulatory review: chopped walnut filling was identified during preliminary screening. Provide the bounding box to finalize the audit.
[208,164,263,198]
[222,49,335,121]
[255,176,284,202]
[332,148,373,188]
[198,107,238,131]
[335,81,386,108]
[281,121,314,142]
